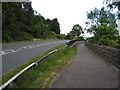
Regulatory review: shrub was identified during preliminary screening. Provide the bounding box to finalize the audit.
[98,38,119,48]
[16,32,34,41]
[88,36,120,48]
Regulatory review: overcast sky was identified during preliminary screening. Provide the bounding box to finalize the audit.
[31,0,104,37]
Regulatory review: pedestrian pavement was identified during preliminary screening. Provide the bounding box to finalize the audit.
[51,42,118,88]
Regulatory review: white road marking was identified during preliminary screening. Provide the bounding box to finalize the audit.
[11,50,15,52]
[18,48,22,51]
[22,47,27,49]
[0,51,5,54]
[31,45,36,48]
[28,46,33,48]
[0,49,15,55]
[1,41,65,55]
[14,48,22,52]
[4,49,14,54]
[0,51,6,55]
[36,45,40,47]
[13,50,19,52]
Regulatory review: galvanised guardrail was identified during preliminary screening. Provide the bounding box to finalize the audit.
[0,42,78,89]
[70,41,78,48]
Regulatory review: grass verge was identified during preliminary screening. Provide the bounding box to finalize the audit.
[7,46,77,88]
[2,44,66,84]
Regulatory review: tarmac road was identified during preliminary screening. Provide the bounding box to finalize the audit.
[2,40,68,75]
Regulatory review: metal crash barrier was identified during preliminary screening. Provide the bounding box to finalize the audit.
[0,41,78,89]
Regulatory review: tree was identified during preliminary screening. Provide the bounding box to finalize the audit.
[2,2,60,42]
[86,7,116,27]
[56,34,66,40]
[71,24,83,37]
[86,7,117,35]
[86,7,119,48]
[104,1,120,18]
[65,24,83,40]
[104,1,120,35]
[46,18,60,34]
[66,33,72,40]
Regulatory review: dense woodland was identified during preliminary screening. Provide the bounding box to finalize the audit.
[2,2,63,42]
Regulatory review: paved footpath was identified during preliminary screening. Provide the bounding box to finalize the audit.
[51,42,118,88]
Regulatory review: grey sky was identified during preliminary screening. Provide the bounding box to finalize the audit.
[32,0,104,37]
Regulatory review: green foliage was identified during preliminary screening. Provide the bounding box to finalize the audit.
[86,7,116,27]
[46,18,60,34]
[2,2,61,42]
[71,24,83,37]
[56,34,66,40]
[66,24,83,40]
[105,1,120,19]
[65,33,73,40]
[75,36,84,40]
[86,6,119,48]
[98,38,119,47]
[16,32,34,41]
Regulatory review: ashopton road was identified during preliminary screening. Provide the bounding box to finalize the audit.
[2,40,69,75]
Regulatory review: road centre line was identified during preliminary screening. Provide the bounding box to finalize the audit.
[31,45,36,47]
[28,46,33,48]
[36,45,40,47]
[0,49,15,55]
[22,47,27,49]
[1,41,62,56]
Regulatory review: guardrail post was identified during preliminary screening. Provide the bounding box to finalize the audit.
[70,41,78,48]
[9,82,13,87]
[35,63,38,67]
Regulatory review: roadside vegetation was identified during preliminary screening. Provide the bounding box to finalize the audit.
[2,2,86,43]
[85,1,120,49]
[2,2,66,43]
[4,45,77,88]
[66,24,84,40]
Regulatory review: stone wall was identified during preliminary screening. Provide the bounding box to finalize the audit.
[85,41,120,69]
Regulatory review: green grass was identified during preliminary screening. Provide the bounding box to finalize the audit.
[2,44,66,84]
[7,46,77,88]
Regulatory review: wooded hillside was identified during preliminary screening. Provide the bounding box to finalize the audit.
[2,2,61,42]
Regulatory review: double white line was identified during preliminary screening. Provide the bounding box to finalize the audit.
[0,41,60,56]
[0,49,16,56]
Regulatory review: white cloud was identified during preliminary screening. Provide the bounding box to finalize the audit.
[31,0,104,37]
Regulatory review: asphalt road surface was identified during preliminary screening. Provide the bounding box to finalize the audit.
[2,40,68,75]
[52,41,118,88]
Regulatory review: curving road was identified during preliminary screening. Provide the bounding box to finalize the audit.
[2,40,69,75]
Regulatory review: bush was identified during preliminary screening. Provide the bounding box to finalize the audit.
[98,38,119,48]
[16,32,34,41]
[88,36,120,48]
[56,34,66,40]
